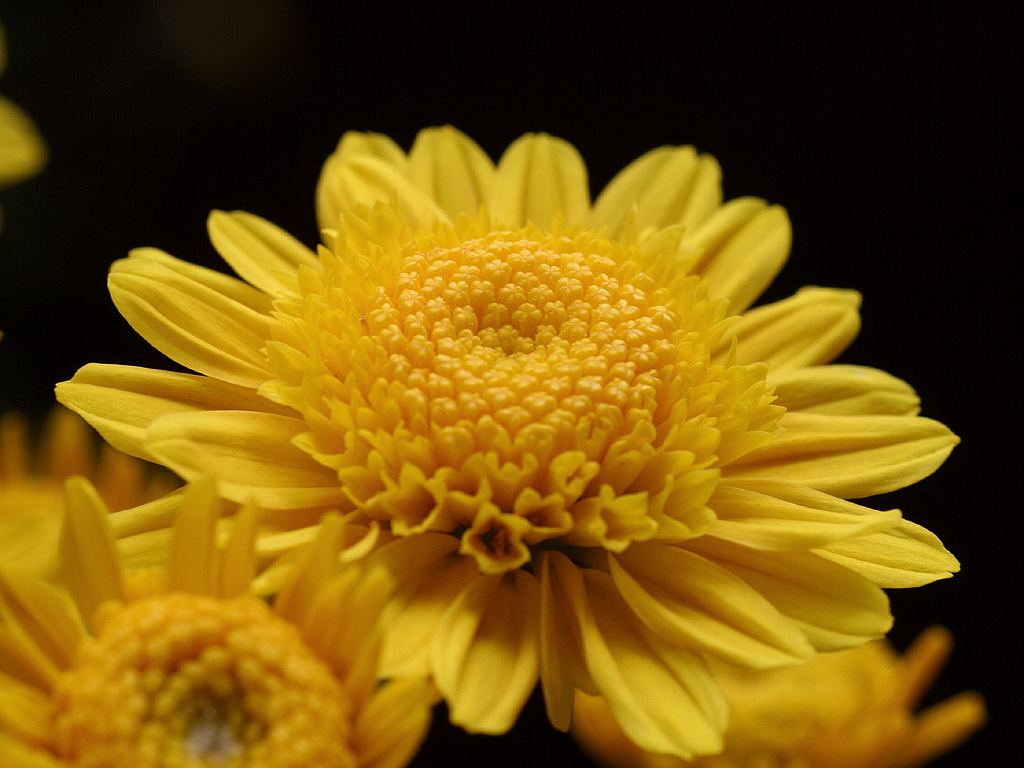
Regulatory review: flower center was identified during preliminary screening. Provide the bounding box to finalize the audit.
[272,226,782,573]
[53,593,357,768]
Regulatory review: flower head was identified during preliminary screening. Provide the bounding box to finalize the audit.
[571,627,986,768]
[0,407,175,577]
[58,126,960,758]
[0,477,435,767]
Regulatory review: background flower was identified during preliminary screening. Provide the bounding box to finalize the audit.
[572,627,986,768]
[0,476,435,767]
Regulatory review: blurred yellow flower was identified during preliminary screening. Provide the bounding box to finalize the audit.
[59,126,959,758]
[0,24,45,194]
[0,477,435,767]
[0,407,175,577]
[572,627,986,768]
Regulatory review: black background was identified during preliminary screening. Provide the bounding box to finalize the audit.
[0,2,1017,765]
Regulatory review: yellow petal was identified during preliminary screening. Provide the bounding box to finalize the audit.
[273,513,347,625]
[167,478,221,595]
[709,479,902,550]
[726,412,958,498]
[0,671,53,747]
[686,198,791,315]
[0,96,46,186]
[317,153,446,232]
[591,145,721,235]
[108,249,274,387]
[0,411,29,481]
[56,363,288,461]
[0,626,57,691]
[814,518,959,587]
[353,677,437,768]
[315,132,408,230]
[690,537,892,651]
[217,501,258,597]
[59,478,125,625]
[892,692,986,768]
[37,408,94,480]
[0,567,82,669]
[0,732,62,768]
[408,125,495,220]
[431,570,539,734]
[300,565,389,706]
[610,543,813,668]
[770,364,920,416]
[580,565,727,758]
[538,551,594,731]
[145,410,344,509]
[370,534,481,678]
[489,133,589,228]
[207,210,316,296]
[715,286,861,372]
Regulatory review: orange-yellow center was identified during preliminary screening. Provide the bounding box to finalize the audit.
[53,593,356,768]
[271,225,782,573]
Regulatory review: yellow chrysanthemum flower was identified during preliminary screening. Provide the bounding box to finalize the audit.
[572,627,986,768]
[0,477,435,767]
[57,127,960,758]
[0,407,175,577]
[0,23,46,192]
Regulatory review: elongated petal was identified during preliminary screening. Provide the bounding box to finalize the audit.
[690,537,892,651]
[167,478,220,595]
[0,626,57,692]
[301,565,390,706]
[815,519,959,587]
[109,250,274,387]
[408,125,495,219]
[145,410,344,509]
[543,552,726,758]
[592,145,721,234]
[208,210,316,296]
[317,155,446,232]
[538,551,595,731]
[716,287,861,371]
[709,479,902,550]
[893,692,986,768]
[315,131,407,230]
[0,96,46,185]
[217,501,258,597]
[60,478,124,625]
[370,534,481,678]
[0,672,53,747]
[770,365,920,416]
[610,543,813,667]
[353,677,437,768]
[0,732,61,768]
[686,198,791,314]
[490,133,589,228]
[0,568,82,669]
[726,412,958,498]
[56,363,288,461]
[432,570,539,734]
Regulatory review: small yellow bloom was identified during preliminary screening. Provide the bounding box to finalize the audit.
[0,23,46,192]
[0,477,435,767]
[572,627,986,768]
[0,407,175,577]
[58,126,960,758]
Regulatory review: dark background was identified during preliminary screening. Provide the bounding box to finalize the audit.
[0,2,1017,765]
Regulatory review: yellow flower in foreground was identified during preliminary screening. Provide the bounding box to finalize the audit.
[0,407,175,577]
[572,627,986,768]
[0,477,435,767]
[0,24,46,190]
[58,127,960,758]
